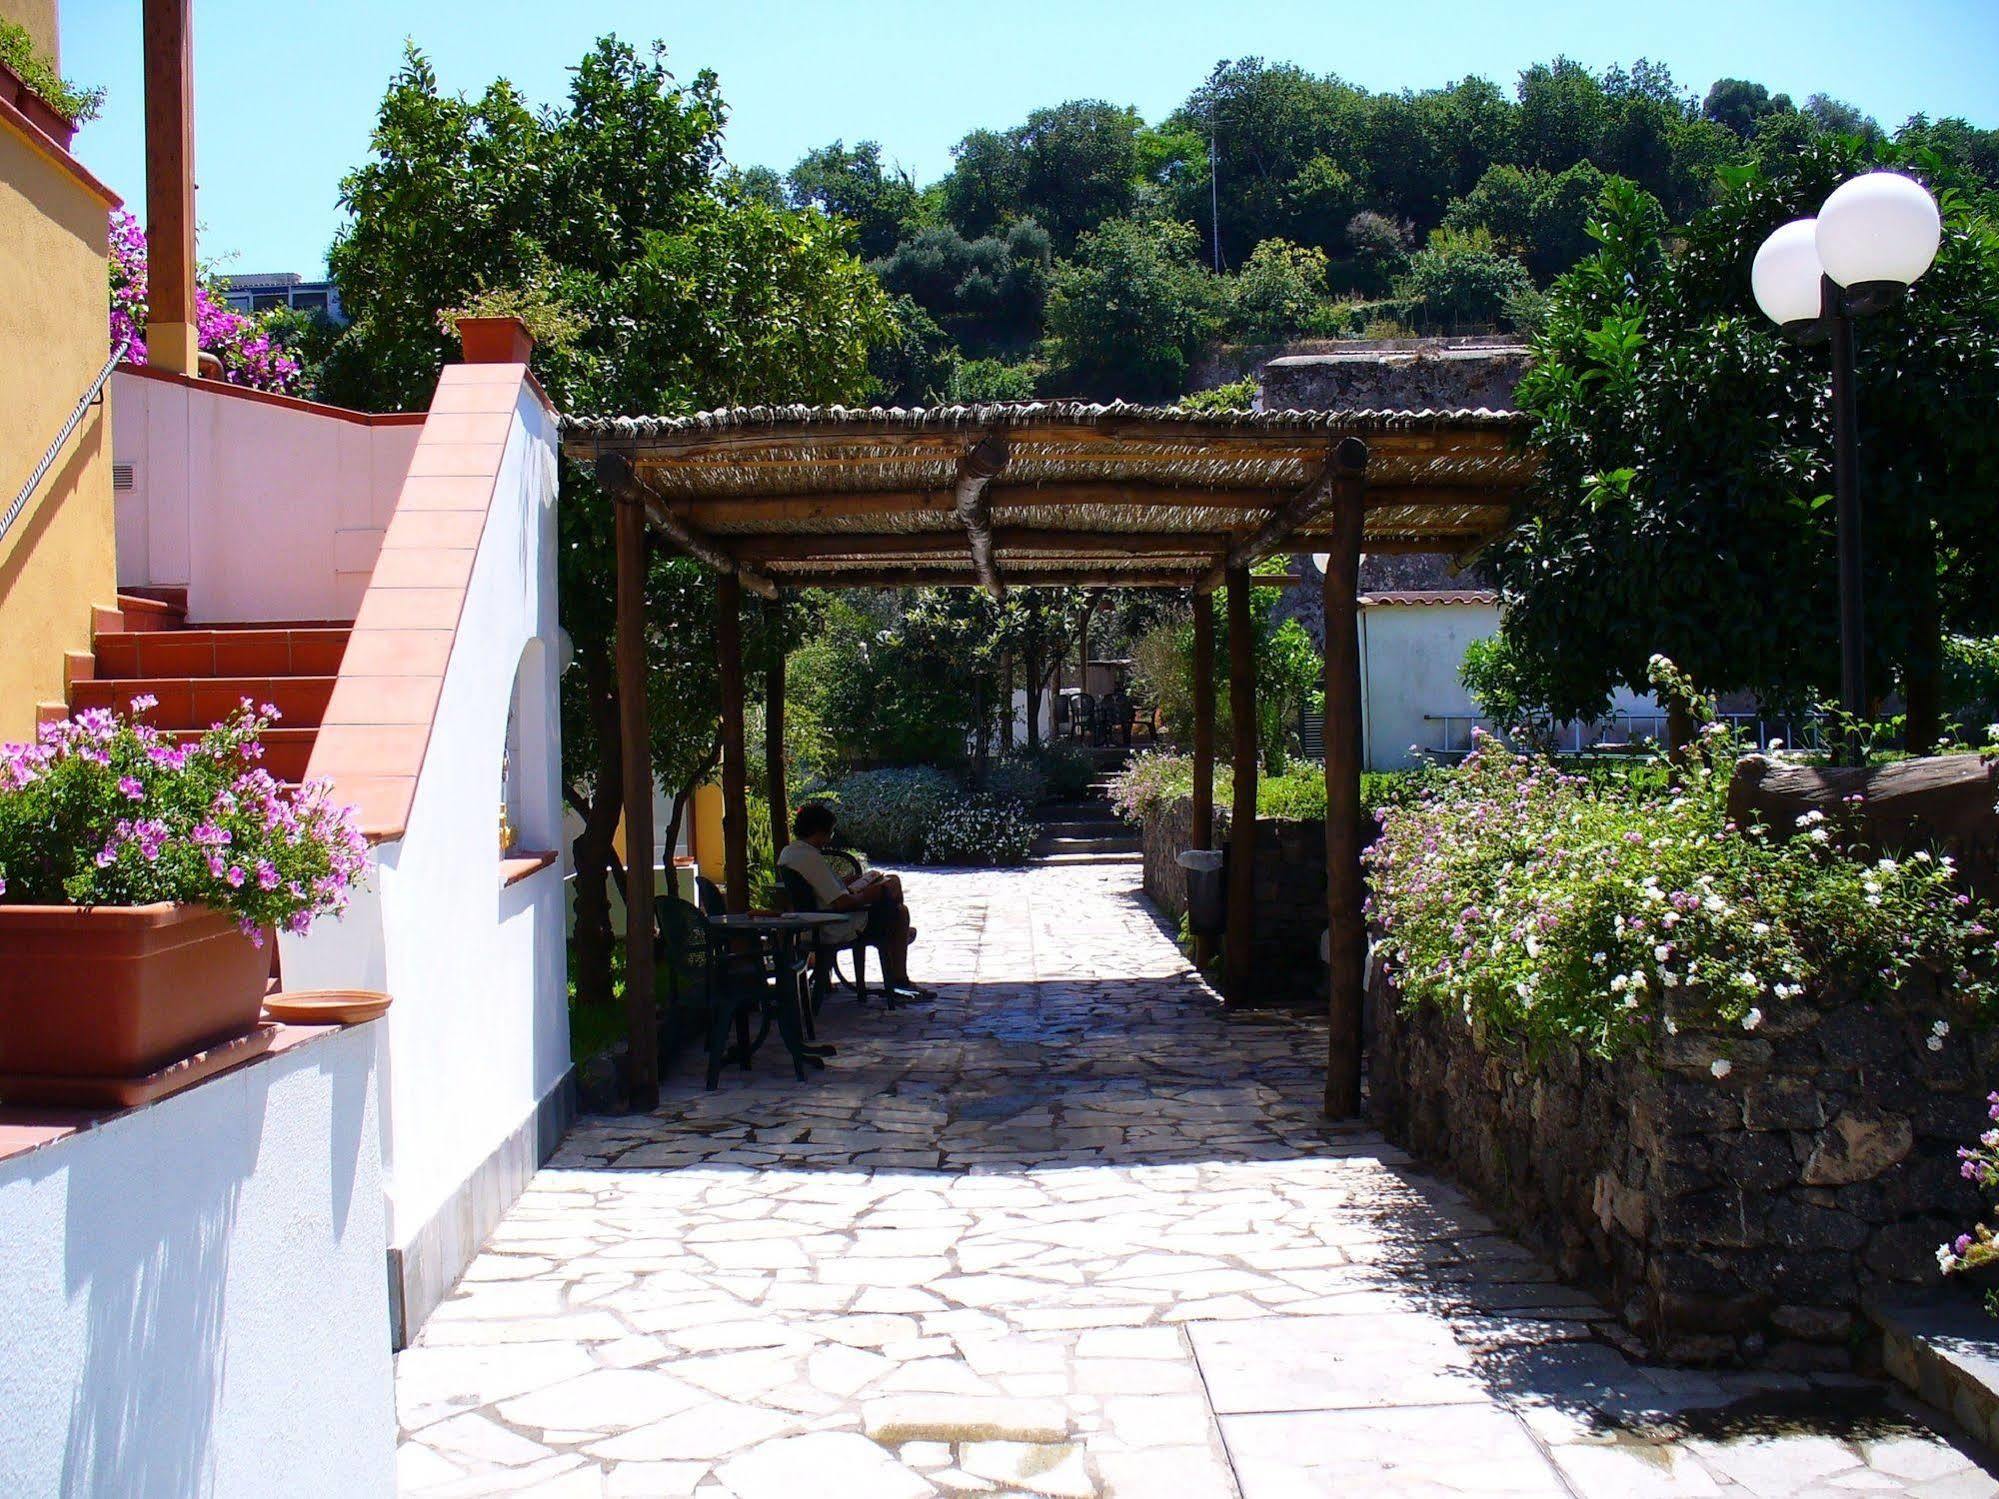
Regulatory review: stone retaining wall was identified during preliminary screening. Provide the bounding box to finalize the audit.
[1140,796,1327,1009]
[1370,967,1996,1366]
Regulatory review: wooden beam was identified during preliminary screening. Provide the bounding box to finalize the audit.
[953,432,1010,597]
[1198,437,1370,593]
[1190,589,1217,969]
[716,572,750,914]
[1322,482,1369,1118]
[1223,565,1259,1009]
[733,528,1234,563]
[142,0,199,374]
[763,568,1203,589]
[596,453,779,600]
[612,483,659,1112]
[765,631,788,873]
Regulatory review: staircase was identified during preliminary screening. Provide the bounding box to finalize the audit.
[55,589,350,783]
[1030,754,1142,867]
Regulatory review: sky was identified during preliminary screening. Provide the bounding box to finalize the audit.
[61,0,1999,280]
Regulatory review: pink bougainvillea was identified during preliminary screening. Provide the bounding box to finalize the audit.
[108,210,304,394]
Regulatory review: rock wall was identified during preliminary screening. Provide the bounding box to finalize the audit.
[1370,967,1995,1366]
[1140,796,1328,1010]
[1260,344,1529,413]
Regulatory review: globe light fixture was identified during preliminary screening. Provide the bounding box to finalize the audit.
[1815,171,1942,302]
[1751,171,1942,762]
[1751,219,1828,332]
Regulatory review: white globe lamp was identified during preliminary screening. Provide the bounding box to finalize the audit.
[1815,171,1941,295]
[1751,220,1827,331]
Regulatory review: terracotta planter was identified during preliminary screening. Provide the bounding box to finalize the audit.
[0,903,270,1096]
[0,58,79,150]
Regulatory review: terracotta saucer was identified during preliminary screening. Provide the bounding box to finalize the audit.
[263,990,394,1025]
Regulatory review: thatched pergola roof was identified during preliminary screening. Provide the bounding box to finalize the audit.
[562,401,1534,595]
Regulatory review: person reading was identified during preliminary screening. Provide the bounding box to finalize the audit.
[777,803,933,1001]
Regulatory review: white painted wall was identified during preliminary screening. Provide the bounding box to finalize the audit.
[281,383,569,1340]
[0,1023,393,1498]
[109,371,420,622]
[1358,601,1660,770]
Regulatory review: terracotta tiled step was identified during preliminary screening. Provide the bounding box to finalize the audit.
[93,626,351,681]
[113,591,187,632]
[167,727,319,781]
[71,676,337,729]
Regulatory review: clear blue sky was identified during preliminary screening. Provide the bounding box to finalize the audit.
[62,0,1999,279]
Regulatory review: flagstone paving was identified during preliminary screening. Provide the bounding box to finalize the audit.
[397,863,1999,1497]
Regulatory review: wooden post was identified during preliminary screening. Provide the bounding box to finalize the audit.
[1323,458,1370,1118]
[1190,590,1217,967]
[613,486,659,1112]
[765,635,788,864]
[142,0,199,374]
[1223,566,1258,1007]
[717,572,750,914]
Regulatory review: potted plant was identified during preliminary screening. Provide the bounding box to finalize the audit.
[0,701,366,1100]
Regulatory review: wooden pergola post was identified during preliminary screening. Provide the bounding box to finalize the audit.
[142,0,199,375]
[765,634,788,866]
[1190,589,1217,967]
[612,483,659,1112]
[1223,565,1258,1007]
[1322,448,1371,1117]
[716,572,751,914]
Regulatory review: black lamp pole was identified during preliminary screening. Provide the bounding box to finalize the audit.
[1823,273,1866,765]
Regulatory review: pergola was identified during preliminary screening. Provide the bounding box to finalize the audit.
[561,401,1536,1116]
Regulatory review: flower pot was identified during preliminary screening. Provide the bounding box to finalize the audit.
[0,903,270,1100]
[0,58,78,150]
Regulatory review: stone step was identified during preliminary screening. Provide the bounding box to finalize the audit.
[1029,850,1143,867]
[1870,1294,1999,1447]
[1032,835,1139,855]
[1034,819,1127,838]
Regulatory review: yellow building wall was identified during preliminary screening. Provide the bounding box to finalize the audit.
[0,113,115,742]
[0,1,60,63]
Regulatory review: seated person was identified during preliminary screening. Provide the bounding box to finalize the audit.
[777,803,933,1001]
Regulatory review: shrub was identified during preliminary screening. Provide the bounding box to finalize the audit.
[1107,751,1422,826]
[1017,741,1095,800]
[1938,1093,1999,1310]
[923,796,1035,867]
[823,766,958,861]
[0,703,367,943]
[1367,714,1999,1060]
[977,759,1047,810]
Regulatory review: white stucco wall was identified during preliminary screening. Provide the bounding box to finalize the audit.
[1358,601,1661,769]
[0,1023,393,1498]
[280,382,569,1340]
[109,370,420,622]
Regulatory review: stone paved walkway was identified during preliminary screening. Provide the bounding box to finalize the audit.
[397,864,1998,1498]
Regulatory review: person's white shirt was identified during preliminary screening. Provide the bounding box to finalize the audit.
[777,840,866,942]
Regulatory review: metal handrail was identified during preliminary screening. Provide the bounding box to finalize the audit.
[1,337,130,550]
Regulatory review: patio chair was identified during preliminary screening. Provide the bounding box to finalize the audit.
[655,895,806,1089]
[1073,693,1098,745]
[777,848,894,1011]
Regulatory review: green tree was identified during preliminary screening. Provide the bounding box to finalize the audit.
[1044,215,1218,398]
[1226,237,1329,342]
[1490,152,1999,750]
[1703,78,1791,138]
[939,101,1145,254]
[325,38,889,1010]
[786,139,920,260]
[1396,225,1534,330]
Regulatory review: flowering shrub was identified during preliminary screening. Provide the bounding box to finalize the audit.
[109,211,303,394]
[0,703,366,944]
[1938,1092,1999,1311]
[823,766,959,862]
[923,796,1035,867]
[977,759,1048,811]
[1366,685,1999,1057]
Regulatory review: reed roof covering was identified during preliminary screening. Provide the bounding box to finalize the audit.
[562,401,1536,590]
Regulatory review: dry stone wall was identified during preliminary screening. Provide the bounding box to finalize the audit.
[1370,966,1995,1367]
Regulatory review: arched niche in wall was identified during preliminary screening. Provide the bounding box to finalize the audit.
[499,635,557,857]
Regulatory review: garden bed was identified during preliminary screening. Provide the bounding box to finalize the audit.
[1370,961,1996,1366]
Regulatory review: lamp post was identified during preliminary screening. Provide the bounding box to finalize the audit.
[1751,171,1941,763]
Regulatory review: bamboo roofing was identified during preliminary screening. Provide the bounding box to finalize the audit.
[562,401,1536,588]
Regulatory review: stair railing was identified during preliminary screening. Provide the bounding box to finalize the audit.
[1,337,130,551]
